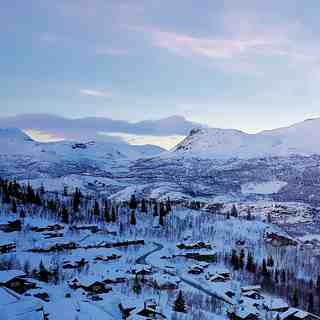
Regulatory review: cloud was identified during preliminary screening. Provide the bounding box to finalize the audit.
[80,89,112,98]
[95,47,128,56]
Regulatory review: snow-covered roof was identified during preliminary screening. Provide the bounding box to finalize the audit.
[0,270,25,283]
[241,285,261,292]
[263,297,288,310]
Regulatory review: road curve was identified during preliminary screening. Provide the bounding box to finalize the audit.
[135,242,233,306]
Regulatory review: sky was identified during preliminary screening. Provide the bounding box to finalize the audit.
[1,0,320,133]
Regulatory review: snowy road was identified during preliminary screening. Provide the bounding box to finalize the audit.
[136,242,233,306]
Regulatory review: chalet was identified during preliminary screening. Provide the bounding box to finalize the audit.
[241,285,261,293]
[228,306,259,320]
[0,241,16,254]
[67,278,111,294]
[62,258,88,269]
[0,270,36,294]
[188,265,204,274]
[129,300,167,320]
[263,298,289,312]
[206,268,231,282]
[104,276,127,285]
[182,250,217,262]
[242,290,264,300]
[151,273,180,290]
[276,308,317,320]
[176,241,212,250]
[0,219,22,233]
[132,265,153,276]
[94,253,122,262]
[207,274,228,283]
[31,224,64,233]
[265,232,298,247]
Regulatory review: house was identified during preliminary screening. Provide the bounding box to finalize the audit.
[132,265,153,276]
[263,298,289,312]
[0,270,36,294]
[241,285,261,293]
[265,232,298,247]
[182,250,217,262]
[176,241,212,250]
[150,273,180,290]
[242,290,264,300]
[62,258,88,269]
[0,220,22,233]
[0,287,46,319]
[129,300,167,320]
[228,306,259,320]
[188,265,204,274]
[206,268,231,282]
[276,308,316,320]
[207,274,228,283]
[83,281,112,294]
[0,241,16,254]
[94,253,122,262]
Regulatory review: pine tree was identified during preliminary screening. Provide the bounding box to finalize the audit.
[130,210,137,225]
[104,206,110,223]
[62,206,69,224]
[275,269,279,284]
[166,198,172,213]
[111,206,116,223]
[129,194,137,210]
[20,208,26,219]
[231,205,238,217]
[308,292,314,313]
[73,188,81,212]
[173,290,187,313]
[93,200,100,216]
[292,288,299,307]
[133,275,141,295]
[141,198,147,213]
[246,252,254,273]
[239,249,245,270]
[11,199,17,213]
[159,210,164,226]
[153,203,158,216]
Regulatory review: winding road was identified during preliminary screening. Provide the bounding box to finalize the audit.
[136,242,233,306]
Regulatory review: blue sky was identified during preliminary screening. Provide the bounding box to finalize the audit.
[1,0,320,132]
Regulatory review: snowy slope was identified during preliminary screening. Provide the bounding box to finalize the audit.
[172,118,320,159]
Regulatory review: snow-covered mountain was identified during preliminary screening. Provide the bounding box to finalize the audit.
[0,114,202,141]
[172,118,320,159]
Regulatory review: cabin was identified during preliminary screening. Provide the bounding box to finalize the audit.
[85,281,112,294]
[129,300,167,320]
[0,270,36,294]
[0,219,22,232]
[176,241,212,250]
[206,268,231,282]
[242,290,264,300]
[132,265,153,276]
[265,232,298,247]
[228,306,259,320]
[182,250,217,262]
[62,258,88,269]
[276,308,316,320]
[94,253,122,262]
[188,265,204,274]
[31,224,64,233]
[263,298,289,312]
[241,285,261,293]
[0,241,16,254]
[207,274,228,283]
[151,273,180,290]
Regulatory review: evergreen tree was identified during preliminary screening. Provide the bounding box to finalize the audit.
[292,288,299,307]
[308,292,314,313]
[159,210,164,226]
[133,275,141,295]
[275,269,279,284]
[173,291,187,313]
[20,208,26,219]
[141,198,147,213]
[93,200,100,216]
[73,188,81,212]
[267,255,274,267]
[231,205,238,217]
[11,199,17,213]
[239,249,245,270]
[129,194,138,210]
[104,206,110,223]
[62,206,69,224]
[166,198,172,213]
[111,206,116,223]
[130,210,137,225]
[246,252,254,273]
[153,203,158,216]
